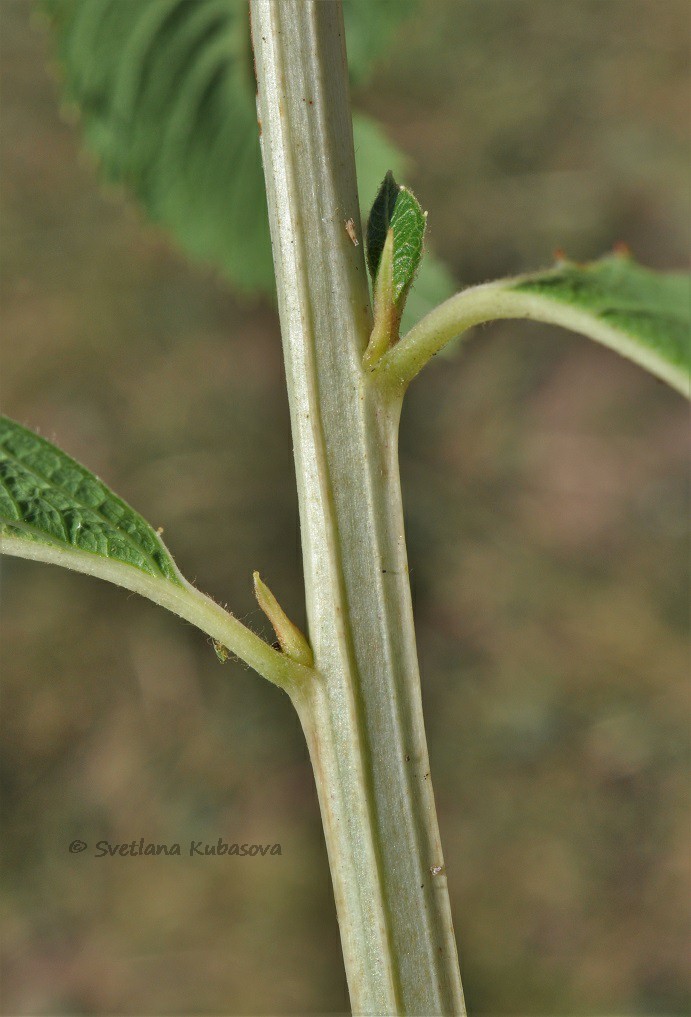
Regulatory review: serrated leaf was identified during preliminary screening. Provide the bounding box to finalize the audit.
[366,171,427,307]
[42,0,272,292]
[41,0,425,298]
[512,255,690,385]
[389,187,427,304]
[0,416,181,583]
[0,416,310,690]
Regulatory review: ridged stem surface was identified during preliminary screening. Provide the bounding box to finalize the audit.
[251,2,465,1012]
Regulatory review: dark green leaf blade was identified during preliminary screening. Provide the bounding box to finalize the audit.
[42,0,273,293]
[366,170,400,280]
[366,172,427,307]
[512,254,690,389]
[0,416,182,583]
[0,417,309,689]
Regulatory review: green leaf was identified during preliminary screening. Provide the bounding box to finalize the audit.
[366,170,400,281]
[41,0,425,298]
[512,254,690,385]
[0,415,182,583]
[353,142,455,333]
[366,171,427,308]
[0,416,311,690]
[389,190,427,305]
[377,252,690,395]
[42,0,272,292]
[363,171,442,368]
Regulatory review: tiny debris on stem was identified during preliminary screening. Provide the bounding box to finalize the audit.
[345,218,359,246]
[213,639,230,663]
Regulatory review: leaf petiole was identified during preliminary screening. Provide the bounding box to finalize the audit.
[373,255,691,396]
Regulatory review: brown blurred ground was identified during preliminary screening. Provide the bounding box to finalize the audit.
[1,1,689,1014]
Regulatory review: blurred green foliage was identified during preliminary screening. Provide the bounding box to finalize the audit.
[1,1,689,1014]
[38,0,454,329]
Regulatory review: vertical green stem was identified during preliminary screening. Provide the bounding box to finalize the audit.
[250,2,465,1012]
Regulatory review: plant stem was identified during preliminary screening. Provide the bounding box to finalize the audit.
[250,2,465,1012]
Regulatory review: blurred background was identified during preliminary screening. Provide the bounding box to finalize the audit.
[1,0,689,1013]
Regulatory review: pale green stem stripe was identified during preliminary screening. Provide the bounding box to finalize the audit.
[375,279,690,396]
[0,533,310,690]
